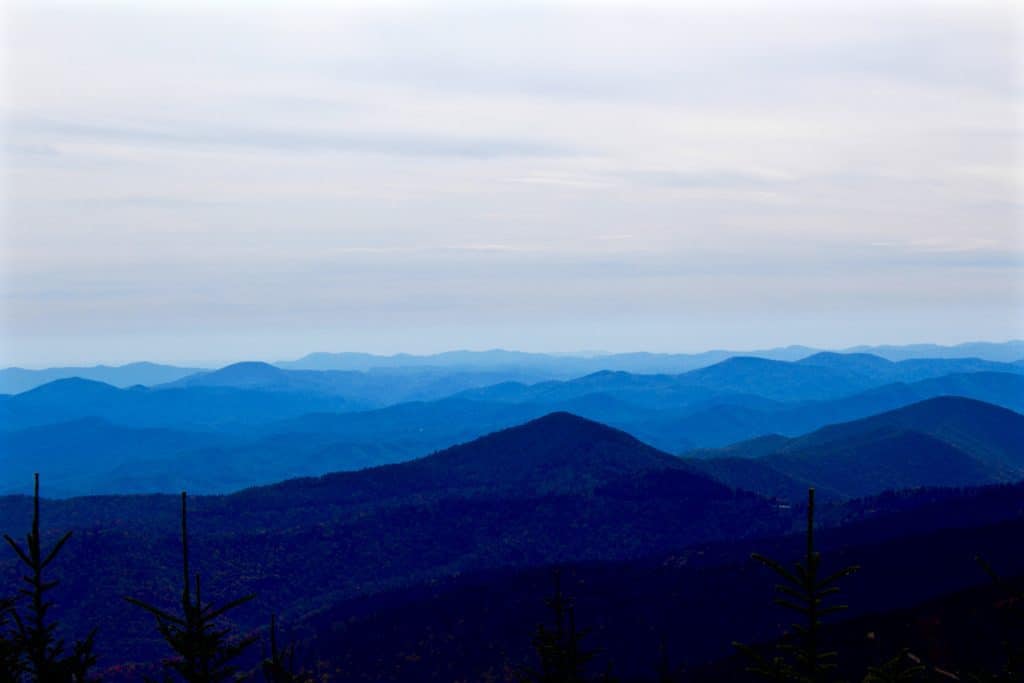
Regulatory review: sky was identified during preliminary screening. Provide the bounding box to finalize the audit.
[1,0,1022,367]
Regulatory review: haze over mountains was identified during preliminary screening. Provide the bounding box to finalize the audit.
[1,340,1023,678]
[4,340,1021,393]
[1,342,1022,497]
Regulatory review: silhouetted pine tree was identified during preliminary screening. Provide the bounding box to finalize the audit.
[260,614,309,683]
[126,492,255,683]
[734,488,859,683]
[3,473,97,682]
[520,570,610,683]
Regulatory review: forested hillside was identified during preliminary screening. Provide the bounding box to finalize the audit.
[1,349,1022,680]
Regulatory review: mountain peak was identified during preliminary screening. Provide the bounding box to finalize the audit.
[20,376,121,398]
[525,409,595,426]
[888,394,1020,419]
[481,409,648,446]
[417,411,684,493]
[248,410,719,506]
[710,356,779,368]
[784,395,1024,473]
[170,361,287,388]
[798,351,893,368]
[214,361,282,375]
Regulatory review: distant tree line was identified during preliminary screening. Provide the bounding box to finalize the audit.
[0,476,1020,682]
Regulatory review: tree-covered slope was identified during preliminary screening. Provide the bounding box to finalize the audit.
[0,412,783,670]
[686,397,1024,500]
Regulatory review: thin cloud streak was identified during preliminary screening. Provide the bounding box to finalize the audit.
[11,117,581,159]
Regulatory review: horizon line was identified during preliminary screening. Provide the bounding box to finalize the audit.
[3,338,1022,371]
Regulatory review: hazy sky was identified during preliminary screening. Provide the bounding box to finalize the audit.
[2,1,1022,366]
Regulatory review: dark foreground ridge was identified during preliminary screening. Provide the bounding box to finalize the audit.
[0,399,1022,680]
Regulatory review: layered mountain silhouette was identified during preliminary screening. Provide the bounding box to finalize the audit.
[3,350,1023,496]
[796,351,1022,382]
[0,412,783,668]
[4,342,1020,394]
[687,397,1024,499]
[0,418,238,496]
[275,341,1024,372]
[0,385,1022,677]
[0,377,354,431]
[160,361,556,406]
[457,354,1024,407]
[3,346,1023,680]
[843,340,1024,362]
[276,346,818,374]
[674,370,1024,447]
[229,412,726,508]
[0,361,203,394]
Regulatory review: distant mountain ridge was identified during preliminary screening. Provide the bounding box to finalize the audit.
[5,340,1019,394]
[277,341,1024,373]
[687,397,1024,500]
[275,346,818,374]
[676,370,1024,447]
[844,340,1024,362]
[158,361,555,407]
[0,418,240,497]
[3,352,1024,496]
[0,362,204,394]
[456,354,1024,407]
[0,377,354,431]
